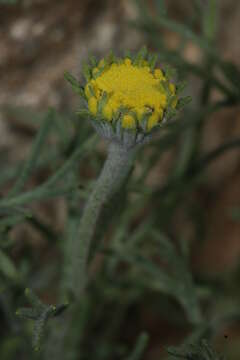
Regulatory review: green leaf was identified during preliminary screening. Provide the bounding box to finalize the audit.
[134,45,148,65]
[18,288,68,351]
[164,64,177,79]
[42,135,97,189]
[76,109,90,118]
[89,55,97,67]
[64,71,85,97]
[16,307,40,320]
[176,96,192,110]
[176,81,187,95]
[0,185,76,208]
[7,109,53,197]
[33,306,56,352]
[148,53,158,70]
[82,63,91,82]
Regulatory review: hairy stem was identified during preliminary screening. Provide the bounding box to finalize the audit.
[45,141,136,359]
[71,141,135,299]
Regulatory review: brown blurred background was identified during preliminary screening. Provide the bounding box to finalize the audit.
[1,0,240,274]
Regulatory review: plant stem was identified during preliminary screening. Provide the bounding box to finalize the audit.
[70,141,135,299]
[45,141,136,359]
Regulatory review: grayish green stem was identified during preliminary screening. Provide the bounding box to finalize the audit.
[71,141,135,299]
[44,141,136,359]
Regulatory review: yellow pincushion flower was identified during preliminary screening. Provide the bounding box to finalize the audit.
[83,51,178,135]
[65,48,185,148]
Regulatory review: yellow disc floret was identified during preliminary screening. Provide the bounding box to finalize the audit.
[85,56,177,131]
[88,97,98,115]
[154,69,165,80]
[124,58,132,66]
[147,109,163,131]
[122,114,136,129]
[102,103,113,120]
[135,107,147,121]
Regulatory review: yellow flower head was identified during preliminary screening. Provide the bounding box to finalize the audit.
[66,48,185,147]
[83,52,178,132]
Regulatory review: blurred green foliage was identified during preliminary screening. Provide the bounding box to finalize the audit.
[1,0,240,359]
